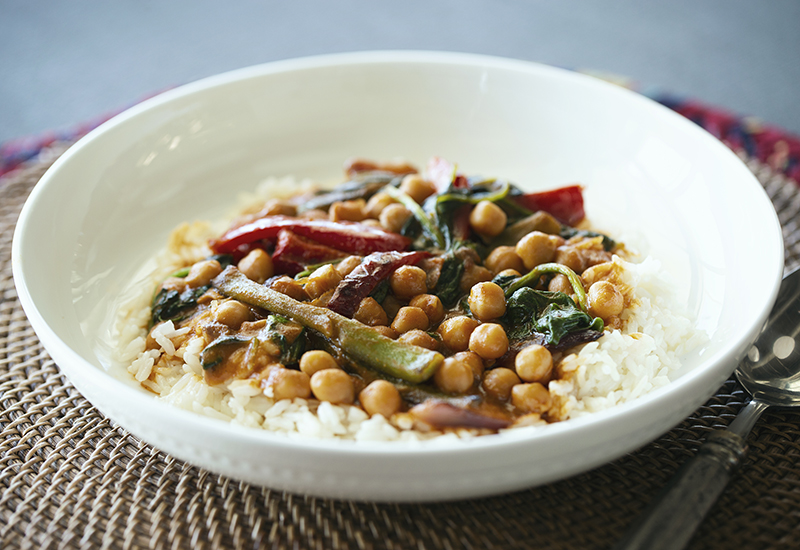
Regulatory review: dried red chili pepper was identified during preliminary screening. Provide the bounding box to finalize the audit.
[426,157,468,192]
[210,216,411,256]
[327,250,430,317]
[513,184,585,226]
[271,230,348,276]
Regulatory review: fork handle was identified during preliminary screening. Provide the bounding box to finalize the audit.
[612,430,747,550]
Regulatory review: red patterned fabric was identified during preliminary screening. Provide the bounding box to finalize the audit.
[652,94,800,184]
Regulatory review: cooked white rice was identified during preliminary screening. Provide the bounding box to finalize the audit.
[549,255,706,419]
[111,179,705,441]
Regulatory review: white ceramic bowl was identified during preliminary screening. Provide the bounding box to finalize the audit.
[12,51,783,501]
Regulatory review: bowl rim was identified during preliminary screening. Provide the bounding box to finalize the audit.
[11,50,785,457]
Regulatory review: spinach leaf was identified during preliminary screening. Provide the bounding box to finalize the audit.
[425,179,511,250]
[262,314,306,365]
[432,179,511,206]
[491,271,519,291]
[459,296,473,317]
[200,314,306,371]
[294,257,345,280]
[503,262,589,312]
[298,173,398,212]
[559,226,616,251]
[434,253,465,307]
[150,285,209,327]
[496,197,534,221]
[399,214,435,252]
[168,254,234,280]
[502,287,603,345]
[208,254,235,268]
[200,335,247,370]
[428,198,459,250]
[169,267,191,278]
[384,186,445,250]
[369,278,390,304]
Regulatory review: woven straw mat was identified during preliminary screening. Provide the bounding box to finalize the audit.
[1,143,800,550]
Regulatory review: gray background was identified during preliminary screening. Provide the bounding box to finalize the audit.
[2,0,799,144]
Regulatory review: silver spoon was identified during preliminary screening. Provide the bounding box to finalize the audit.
[614,265,800,550]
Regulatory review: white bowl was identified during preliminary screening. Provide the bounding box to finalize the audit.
[12,51,783,501]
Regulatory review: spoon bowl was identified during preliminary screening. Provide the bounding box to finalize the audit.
[737,269,800,406]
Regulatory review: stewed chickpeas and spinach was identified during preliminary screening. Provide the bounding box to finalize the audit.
[148,158,629,431]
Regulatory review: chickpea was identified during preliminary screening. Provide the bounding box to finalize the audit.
[360,219,383,229]
[516,231,564,270]
[267,368,311,401]
[554,246,585,274]
[310,369,355,404]
[359,380,402,418]
[311,290,335,307]
[581,261,620,287]
[391,306,429,333]
[379,203,412,233]
[364,192,395,219]
[184,259,222,288]
[381,295,402,322]
[238,349,277,376]
[588,280,624,320]
[437,316,480,352]
[515,345,553,383]
[484,246,524,275]
[420,257,443,289]
[469,323,509,359]
[240,318,267,332]
[159,277,188,295]
[433,356,474,394]
[468,282,507,321]
[214,300,252,330]
[459,264,494,293]
[371,325,399,339]
[304,264,343,299]
[271,276,309,301]
[497,268,522,278]
[399,174,437,204]
[469,201,507,238]
[380,159,418,174]
[548,273,572,294]
[198,289,224,306]
[482,368,521,401]
[299,350,340,377]
[301,208,329,221]
[398,329,439,350]
[354,297,389,326]
[261,198,297,217]
[583,249,613,270]
[336,255,363,277]
[329,199,366,222]
[390,265,428,300]
[237,248,274,284]
[409,294,445,325]
[453,351,484,378]
[511,383,552,414]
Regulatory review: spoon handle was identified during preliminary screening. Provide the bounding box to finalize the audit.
[612,430,747,550]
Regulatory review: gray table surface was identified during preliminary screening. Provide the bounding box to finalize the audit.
[1,0,799,144]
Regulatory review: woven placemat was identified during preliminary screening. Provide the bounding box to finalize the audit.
[2,144,800,550]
